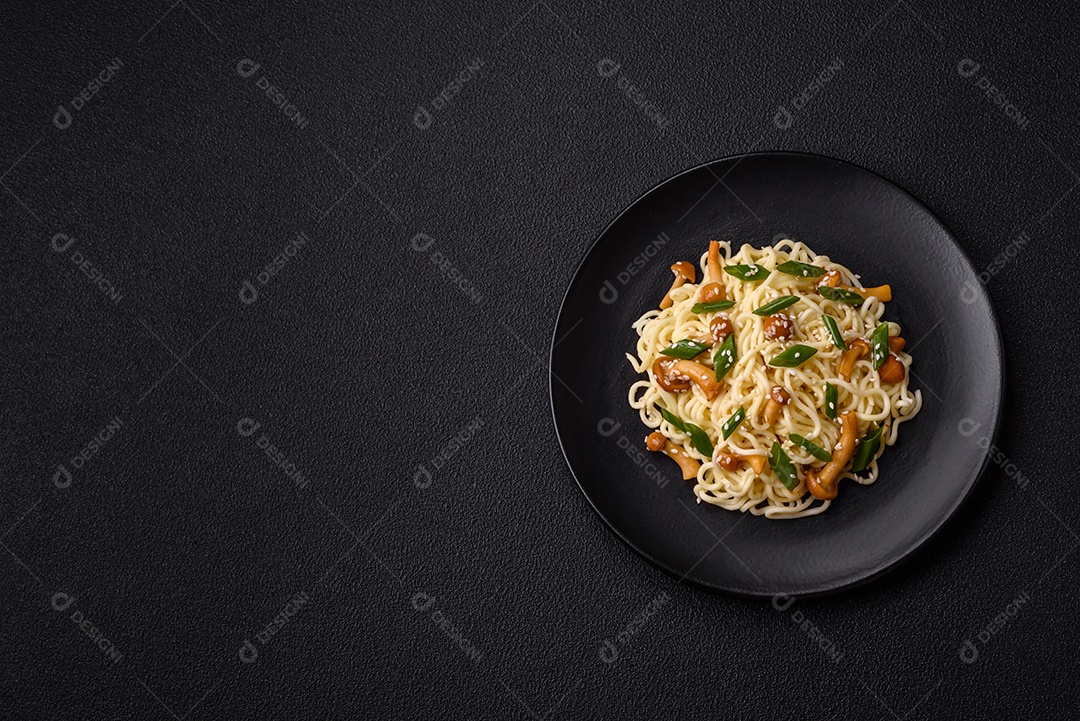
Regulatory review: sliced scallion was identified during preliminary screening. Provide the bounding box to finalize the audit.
[768,344,818,368]
[684,422,714,457]
[691,299,736,313]
[657,408,712,456]
[850,426,883,472]
[660,339,711,359]
[871,322,890,370]
[824,382,838,420]
[752,295,800,316]
[790,434,833,462]
[659,407,685,431]
[818,286,864,307]
[822,315,846,350]
[776,260,826,278]
[721,407,746,440]
[769,442,799,490]
[713,333,736,381]
[724,264,770,282]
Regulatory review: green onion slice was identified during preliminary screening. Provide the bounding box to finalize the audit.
[684,423,714,457]
[850,426,884,472]
[721,407,746,440]
[871,322,890,370]
[818,286,864,307]
[824,382,838,420]
[752,295,800,316]
[658,407,685,431]
[822,315,846,350]
[724,264,770,281]
[768,344,818,368]
[789,434,833,462]
[769,442,799,490]
[657,408,712,456]
[776,260,826,278]
[660,339,711,359]
[691,300,736,313]
[713,333,737,381]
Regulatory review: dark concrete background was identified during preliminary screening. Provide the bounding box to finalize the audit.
[2,1,1078,718]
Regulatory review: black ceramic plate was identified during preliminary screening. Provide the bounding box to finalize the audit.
[550,152,1003,598]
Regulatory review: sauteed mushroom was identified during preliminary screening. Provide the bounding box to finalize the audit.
[878,353,906,383]
[661,261,696,310]
[697,240,727,303]
[710,315,733,344]
[646,431,700,480]
[652,358,721,399]
[804,411,858,500]
[714,452,767,474]
[763,386,791,425]
[762,313,794,341]
[838,338,869,380]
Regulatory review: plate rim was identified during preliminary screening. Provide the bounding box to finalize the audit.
[548,150,1006,599]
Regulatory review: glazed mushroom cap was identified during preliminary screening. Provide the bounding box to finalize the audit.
[652,357,691,393]
[660,262,696,310]
[709,315,733,344]
[699,282,725,303]
[804,411,859,500]
[838,338,869,380]
[646,431,700,480]
[646,431,666,452]
[763,386,791,425]
[878,353,906,383]
[762,313,794,341]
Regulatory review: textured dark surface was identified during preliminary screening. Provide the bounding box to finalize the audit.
[1,1,1078,719]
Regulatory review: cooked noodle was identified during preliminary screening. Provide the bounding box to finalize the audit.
[627,240,922,518]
